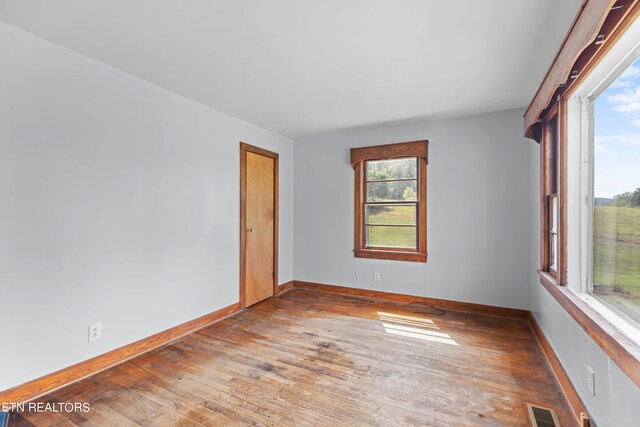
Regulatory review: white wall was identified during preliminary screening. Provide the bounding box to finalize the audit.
[0,22,293,391]
[528,143,640,427]
[293,109,531,309]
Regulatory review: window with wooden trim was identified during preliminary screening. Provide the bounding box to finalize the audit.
[351,140,428,262]
[541,110,562,280]
[526,0,640,390]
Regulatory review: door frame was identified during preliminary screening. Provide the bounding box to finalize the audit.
[239,142,279,309]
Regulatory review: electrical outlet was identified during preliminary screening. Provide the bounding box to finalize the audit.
[89,323,102,343]
[587,366,595,396]
[373,272,381,282]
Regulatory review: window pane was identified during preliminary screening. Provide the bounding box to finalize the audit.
[367,158,417,181]
[551,233,558,271]
[366,226,416,249]
[550,196,558,271]
[367,181,417,202]
[366,204,416,225]
[550,117,558,194]
[592,58,640,325]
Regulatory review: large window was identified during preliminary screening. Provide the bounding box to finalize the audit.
[528,1,640,391]
[591,57,640,326]
[351,141,428,262]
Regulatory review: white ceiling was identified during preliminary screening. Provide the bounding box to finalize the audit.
[0,0,582,138]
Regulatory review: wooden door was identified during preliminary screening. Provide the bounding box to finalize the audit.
[240,143,278,307]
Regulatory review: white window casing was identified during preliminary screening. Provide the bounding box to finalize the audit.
[565,17,640,345]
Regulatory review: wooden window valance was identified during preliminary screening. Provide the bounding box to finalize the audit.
[350,140,428,167]
[524,0,637,141]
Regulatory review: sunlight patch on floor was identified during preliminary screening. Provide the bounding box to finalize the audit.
[377,311,458,346]
[377,311,436,325]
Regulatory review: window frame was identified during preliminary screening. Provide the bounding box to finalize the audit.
[541,106,564,282]
[570,42,640,337]
[351,140,428,262]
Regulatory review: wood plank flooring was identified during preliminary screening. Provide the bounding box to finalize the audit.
[8,289,574,426]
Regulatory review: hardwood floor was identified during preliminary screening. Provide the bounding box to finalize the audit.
[9,289,574,426]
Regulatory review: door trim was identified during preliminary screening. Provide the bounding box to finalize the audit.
[239,142,279,309]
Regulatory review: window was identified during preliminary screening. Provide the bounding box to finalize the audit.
[564,13,640,347]
[542,111,561,279]
[351,140,428,262]
[528,1,640,389]
[589,57,640,326]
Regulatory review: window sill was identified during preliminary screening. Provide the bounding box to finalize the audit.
[354,249,427,263]
[538,271,640,388]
